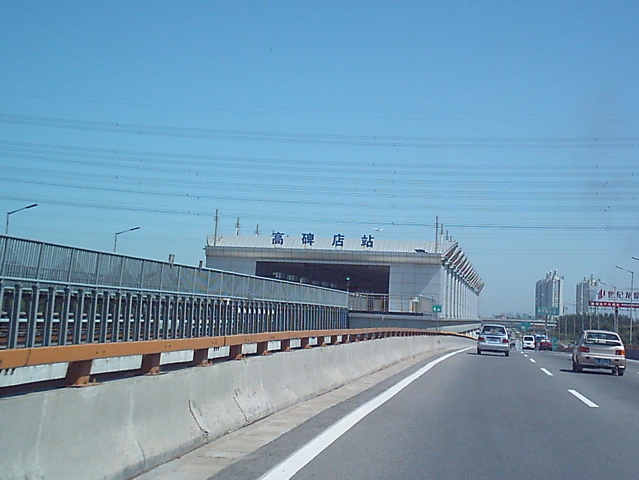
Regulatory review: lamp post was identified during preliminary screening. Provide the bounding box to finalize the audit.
[618,264,635,345]
[599,280,616,330]
[113,226,140,252]
[597,279,617,331]
[5,203,38,235]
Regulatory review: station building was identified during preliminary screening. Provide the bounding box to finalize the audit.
[205,232,483,321]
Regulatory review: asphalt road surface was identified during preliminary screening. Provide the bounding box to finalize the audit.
[213,347,639,480]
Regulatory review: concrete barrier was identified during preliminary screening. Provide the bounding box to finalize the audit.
[0,335,472,480]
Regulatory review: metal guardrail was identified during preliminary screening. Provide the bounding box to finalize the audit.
[0,328,469,391]
[0,282,346,349]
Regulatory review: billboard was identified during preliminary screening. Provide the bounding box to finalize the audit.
[589,288,639,309]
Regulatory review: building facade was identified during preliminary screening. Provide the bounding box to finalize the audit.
[535,270,564,318]
[576,275,598,315]
[204,233,483,320]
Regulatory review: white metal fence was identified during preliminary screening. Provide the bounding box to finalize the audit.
[0,236,348,349]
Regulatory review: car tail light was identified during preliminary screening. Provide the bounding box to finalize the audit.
[579,346,589,353]
[616,349,625,356]
[503,338,509,344]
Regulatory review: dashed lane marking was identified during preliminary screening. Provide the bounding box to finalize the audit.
[568,389,599,408]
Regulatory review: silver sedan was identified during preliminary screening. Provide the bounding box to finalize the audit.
[477,323,510,357]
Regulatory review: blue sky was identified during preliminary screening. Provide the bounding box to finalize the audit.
[1,1,638,316]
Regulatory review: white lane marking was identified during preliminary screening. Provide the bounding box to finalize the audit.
[540,368,553,376]
[568,389,599,408]
[529,358,536,363]
[259,347,470,480]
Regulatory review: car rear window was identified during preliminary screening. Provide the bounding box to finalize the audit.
[481,326,506,335]
[585,333,621,346]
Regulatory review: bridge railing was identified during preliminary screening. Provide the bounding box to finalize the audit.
[0,236,349,352]
[0,236,347,306]
[348,293,436,314]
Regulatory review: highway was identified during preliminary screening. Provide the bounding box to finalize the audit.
[205,346,639,480]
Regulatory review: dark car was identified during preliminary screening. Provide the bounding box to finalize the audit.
[539,337,552,351]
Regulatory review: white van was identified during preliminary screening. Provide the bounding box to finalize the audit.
[522,335,536,350]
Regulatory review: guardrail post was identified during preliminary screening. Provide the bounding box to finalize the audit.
[66,360,93,386]
[7,283,22,349]
[72,289,85,344]
[257,341,270,355]
[42,286,55,347]
[140,353,161,375]
[111,291,122,343]
[229,344,244,360]
[98,291,111,343]
[280,338,291,351]
[26,283,40,348]
[300,337,311,349]
[192,348,211,367]
[87,290,99,343]
[59,287,71,346]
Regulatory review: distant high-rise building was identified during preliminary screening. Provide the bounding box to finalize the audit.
[535,270,564,318]
[576,275,598,314]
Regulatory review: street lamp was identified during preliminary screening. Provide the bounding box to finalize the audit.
[5,203,38,235]
[617,265,635,345]
[599,280,616,331]
[113,226,140,252]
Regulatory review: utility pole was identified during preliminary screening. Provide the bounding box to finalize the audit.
[213,209,219,246]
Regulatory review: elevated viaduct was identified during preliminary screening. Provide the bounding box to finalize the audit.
[0,236,477,479]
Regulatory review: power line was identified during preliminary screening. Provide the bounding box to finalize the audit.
[1,113,638,148]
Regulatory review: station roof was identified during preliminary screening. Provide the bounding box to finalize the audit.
[207,234,452,254]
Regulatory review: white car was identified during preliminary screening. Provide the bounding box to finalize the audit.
[522,335,536,350]
[572,330,626,376]
[477,323,510,356]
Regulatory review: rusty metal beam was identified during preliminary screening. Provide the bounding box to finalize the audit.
[0,336,225,370]
[0,328,451,371]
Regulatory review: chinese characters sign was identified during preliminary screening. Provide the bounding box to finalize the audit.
[589,288,639,308]
[332,234,345,247]
[270,232,374,248]
[360,235,374,248]
[302,233,315,245]
[271,232,284,245]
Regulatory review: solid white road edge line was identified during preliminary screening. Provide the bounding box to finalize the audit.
[259,347,470,480]
[568,389,599,408]
[540,368,553,376]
